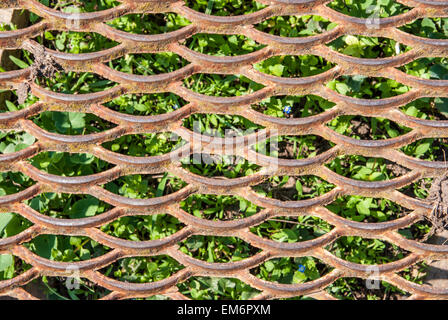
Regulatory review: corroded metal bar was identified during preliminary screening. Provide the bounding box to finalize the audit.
[0,0,447,300]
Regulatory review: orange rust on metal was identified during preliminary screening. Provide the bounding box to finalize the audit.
[0,0,447,300]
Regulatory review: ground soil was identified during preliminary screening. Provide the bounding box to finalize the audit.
[17,42,61,104]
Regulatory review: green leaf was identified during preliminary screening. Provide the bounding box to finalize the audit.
[344,35,359,46]
[69,237,82,247]
[435,98,448,117]
[79,248,91,260]
[293,270,307,283]
[5,100,17,112]
[398,229,413,240]
[421,18,436,30]
[0,213,14,235]
[70,153,94,164]
[134,103,147,112]
[295,180,303,196]
[32,235,57,260]
[264,260,275,272]
[22,132,36,146]
[67,289,80,300]
[44,31,54,40]
[369,172,384,181]
[429,64,448,80]
[269,64,284,77]
[281,229,298,242]
[147,262,158,273]
[356,200,370,215]
[69,113,85,129]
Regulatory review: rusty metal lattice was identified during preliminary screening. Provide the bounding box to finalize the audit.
[0,0,448,300]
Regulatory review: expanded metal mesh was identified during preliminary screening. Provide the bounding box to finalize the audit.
[0,0,448,300]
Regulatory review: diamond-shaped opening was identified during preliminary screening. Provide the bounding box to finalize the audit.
[254,55,335,78]
[401,137,448,161]
[251,94,336,118]
[178,276,260,300]
[327,36,411,58]
[184,34,265,56]
[182,114,264,137]
[179,235,259,263]
[0,131,36,154]
[185,0,266,16]
[180,194,262,221]
[103,174,187,199]
[0,212,33,238]
[24,235,109,260]
[29,276,110,300]
[327,76,410,99]
[250,216,333,242]
[183,74,264,97]
[327,0,411,18]
[29,152,114,176]
[327,196,411,223]
[31,112,116,135]
[326,155,409,181]
[252,175,335,201]
[398,220,432,242]
[0,254,32,281]
[181,154,261,178]
[99,256,184,283]
[400,97,448,120]
[107,13,191,35]
[33,31,118,53]
[100,214,184,241]
[26,193,112,219]
[253,135,333,159]
[326,236,410,265]
[36,71,117,94]
[0,172,35,195]
[102,133,186,157]
[104,92,188,116]
[399,18,448,39]
[327,115,411,140]
[254,15,337,37]
[326,277,411,300]
[0,90,38,113]
[398,178,433,200]
[108,53,189,75]
[400,57,448,80]
[39,0,120,11]
[250,256,333,284]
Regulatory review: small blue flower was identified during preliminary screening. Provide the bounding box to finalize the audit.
[298,264,306,273]
[283,106,292,115]
[172,104,179,110]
